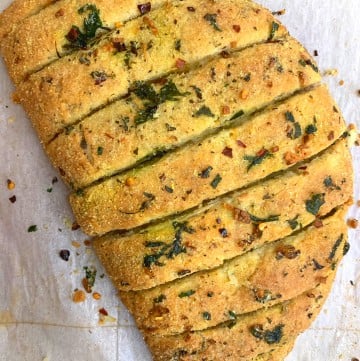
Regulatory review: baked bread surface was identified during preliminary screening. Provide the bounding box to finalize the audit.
[0,1,353,360]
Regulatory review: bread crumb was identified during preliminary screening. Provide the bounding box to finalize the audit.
[7,179,15,190]
[71,241,81,248]
[72,289,86,303]
[93,292,102,300]
[323,68,338,76]
[347,218,358,229]
[339,80,344,86]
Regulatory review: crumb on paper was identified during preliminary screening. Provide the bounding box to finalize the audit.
[9,195,16,203]
[72,289,86,303]
[347,218,358,229]
[7,179,15,190]
[323,68,338,76]
[339,80,345,86]
[93,292,101,300]
[98,308,117,325]
[84,239,92,246]
[59,249,70,261]
[71,221,80,231]
[71,240,81,248]
[313,50,319,56]
[272,9,286,16]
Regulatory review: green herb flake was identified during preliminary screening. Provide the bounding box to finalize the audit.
[285,111,295,123]
[343,242,350,255]
[249,214,279,223]
[268,21,280,40]
[250,324,284,344]
[47,187,53,193]
[323,176,341,190]
[230,109,244,120]
[194,105,215,118]
[153,294,166,303]
[228,310,237,320]
[305,194,325,215]
[27,225,38,232]
[164,185,174,193]
[210,174,222,189]
[191,85,203,99]
[244,149,272,171]
[299,59,307,67]
[199,166,213,179]
[83,266,97,288]
[97,146,104,155]
[202,311,211,320]
[159,80,190,103]
[64,4,104,50]
[305,124,318,134]
[143,222,194,268]
[287,215,299,230]
[203,13,222,31]
[328,234,344,261]
[292,122,302,139]
[179,289,196,298]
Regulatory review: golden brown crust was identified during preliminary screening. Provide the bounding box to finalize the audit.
[0,0,169,83]
[14,0,288,143]
[145,280,335,361]
[93,138,352,291]
[120,208,348,335]
[70,86,346,236]
[251,341,296,361]
[0,0,53,40]
[46,37,321,189]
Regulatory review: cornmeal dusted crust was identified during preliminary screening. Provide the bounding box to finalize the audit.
[93,138,353,291]
[0,0,53,39]
[145,280,334,361]
[70,85,346,236]
[0,1,354,360]
[47,37,321,189]
[14,0,288,143]
[0,0,169,84]
[120,207,348,335]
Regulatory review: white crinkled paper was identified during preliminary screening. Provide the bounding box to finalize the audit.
[0,1,359,360]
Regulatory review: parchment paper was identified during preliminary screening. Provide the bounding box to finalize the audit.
[0,1,359,360]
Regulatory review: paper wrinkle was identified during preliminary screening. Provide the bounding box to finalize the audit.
[0,0,359,360]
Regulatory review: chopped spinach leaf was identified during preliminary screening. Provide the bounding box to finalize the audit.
[287,215,299,230]
[268,21,280,40]
[204,13,222,31]
[175,39,181,51]
[199,166,213,179]
[305,124,318,134]
[323,176,341,190]
[153,294,166,303]
[97,146,103,155]
[194,105,215,118]
[249,214,279,223]
[27,225,37,232]
[328,234,343,261]
[250,324,284,344]
[191,85,203,99]
[230,109,244,120]
[305,194,325,215]
[210,174,222,189]
[285,111,295,123]
[64,4,104,49]
[244,149,272,171]
[179,290,195,298]
[202,311,211,320]
[83,266,97,288]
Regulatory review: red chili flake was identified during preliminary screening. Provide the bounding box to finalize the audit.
[275,244,300,260]
[143,16,158,35]
[55,8,65,18]
[256,148,268,157]
[99,308,108,316]
[9,195,16,203]
[328,131,335,141]
[187,6,196,12]
[236,140,247,148]
[222,147,233,158]
[66,27,80,42]
[175,58,186,69]
[112,41,127,52]
[298,166,307,170]
[313,219,323,228]
[84,240,92,246]
[232,25,241,33]
[221,106,230,115]
[272,9,286,16]
[138,2,151,15]
[270,145,279,153]
[233,208,251,224]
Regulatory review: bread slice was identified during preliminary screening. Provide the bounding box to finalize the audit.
[0,0,170,83]
[120,207,348,335]
[145,280,335,361]
[70,85,346,236]
[0,0,53,40]
[251,341,296,361]
[47,37,321,189]
[93,138,352,291]
[14,0,288,143]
